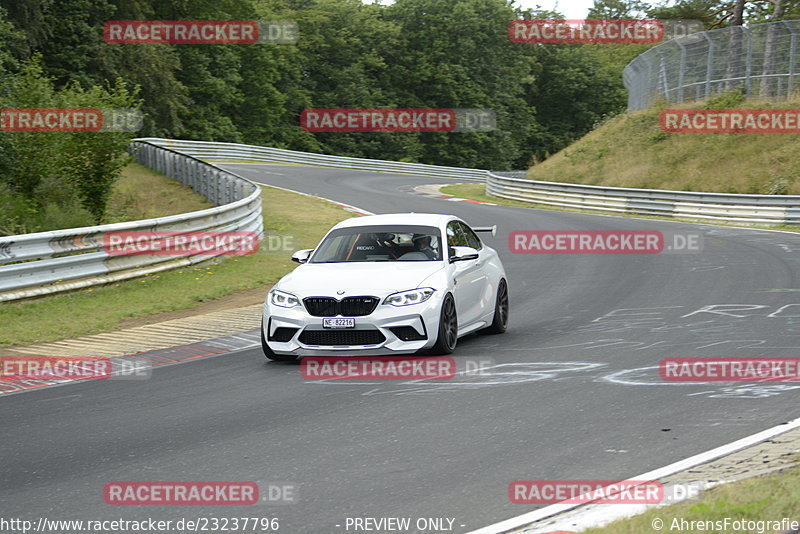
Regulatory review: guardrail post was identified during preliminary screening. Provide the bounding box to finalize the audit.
[207,168,216,204]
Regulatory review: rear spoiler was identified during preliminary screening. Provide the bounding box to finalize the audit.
[472,225,497,237]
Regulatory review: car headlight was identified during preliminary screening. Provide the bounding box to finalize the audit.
[270,289,300,308]
[383,288,436,307]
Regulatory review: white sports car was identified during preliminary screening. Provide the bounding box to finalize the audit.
[261,213,508,360]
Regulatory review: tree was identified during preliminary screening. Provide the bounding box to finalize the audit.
[57,79,140,222]
[588,0,648,19]
[383,0,538,169]
[759,0,788,97]
[0,57,139,228]
[725,0,746,90]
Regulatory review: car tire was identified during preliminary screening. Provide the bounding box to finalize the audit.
[261,319,298,362]
[481,278,509,335]
[430,293,458,355]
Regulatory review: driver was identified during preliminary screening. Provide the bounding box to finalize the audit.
[413,234,438,260]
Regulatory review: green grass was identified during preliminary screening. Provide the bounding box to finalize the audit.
[104,162,213,222]
[583,466,800,533]
[526,94,800,195]
[0,186,354,347]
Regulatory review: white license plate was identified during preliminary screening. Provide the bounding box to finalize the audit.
[323,318,355,329]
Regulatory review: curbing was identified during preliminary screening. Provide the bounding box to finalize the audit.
[467,418,800,534]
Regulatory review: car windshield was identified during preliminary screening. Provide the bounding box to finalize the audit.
[310,225,442,263]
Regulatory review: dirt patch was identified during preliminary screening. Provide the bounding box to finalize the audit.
[116,284,274,329]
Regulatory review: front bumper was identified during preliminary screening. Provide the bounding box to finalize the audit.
[262,294,443,356]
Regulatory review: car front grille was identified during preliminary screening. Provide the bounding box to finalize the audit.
[389,326,427,341]
[303,296,379,317]
[298,329,386,346]
[269,327,299,342]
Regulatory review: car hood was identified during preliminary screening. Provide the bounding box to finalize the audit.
[277,262,445,297]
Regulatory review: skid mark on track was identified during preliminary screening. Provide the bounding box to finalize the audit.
[306,360,800,399]
[308,301,800,399]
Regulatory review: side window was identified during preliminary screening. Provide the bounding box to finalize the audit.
[446,222,468,246]
[458,222,482,250]
[446,221,468,258]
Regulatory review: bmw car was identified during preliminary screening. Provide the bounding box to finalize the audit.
[261,213,508,360]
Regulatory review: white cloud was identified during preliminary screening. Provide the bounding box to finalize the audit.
[365,0,596,20]
[511,0,595,19]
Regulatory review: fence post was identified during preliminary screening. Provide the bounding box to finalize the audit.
[677,40,687,103]
[787,21,797,97]
[704,31,714,98]
[640,58,652,110]
[745,26,754,96]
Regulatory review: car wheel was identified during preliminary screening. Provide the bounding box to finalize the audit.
[261,320,298,362]
[431,293,458,355]
[482,278,509,334]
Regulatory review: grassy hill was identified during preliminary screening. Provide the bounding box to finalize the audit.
[525,91,800,195]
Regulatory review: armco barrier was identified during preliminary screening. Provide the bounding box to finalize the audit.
[0,141,263,302]
[2,138,797,303]
[487,172,800,225]
[141,139,798,225]
[135,138,489,182]
[140,139,800,225]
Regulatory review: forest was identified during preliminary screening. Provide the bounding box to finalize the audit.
[0,0,795,231]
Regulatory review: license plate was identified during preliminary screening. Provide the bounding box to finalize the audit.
[323,318,355,329]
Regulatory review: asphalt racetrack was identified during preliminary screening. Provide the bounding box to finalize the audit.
[3,164,800,533]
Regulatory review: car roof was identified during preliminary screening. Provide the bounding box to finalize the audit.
[332,213,458,229]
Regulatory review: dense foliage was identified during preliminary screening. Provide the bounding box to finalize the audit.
[1,0,797,232]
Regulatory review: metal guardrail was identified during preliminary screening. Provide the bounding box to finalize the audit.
[0,141,263,302]
[136,138,489,182]
[624,20,800,111]
[142,138,800,225]
[486,172,800,224]
[2,137,796,304]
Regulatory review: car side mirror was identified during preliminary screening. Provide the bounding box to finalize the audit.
[449,246,479,263]
[291,249,313,263]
